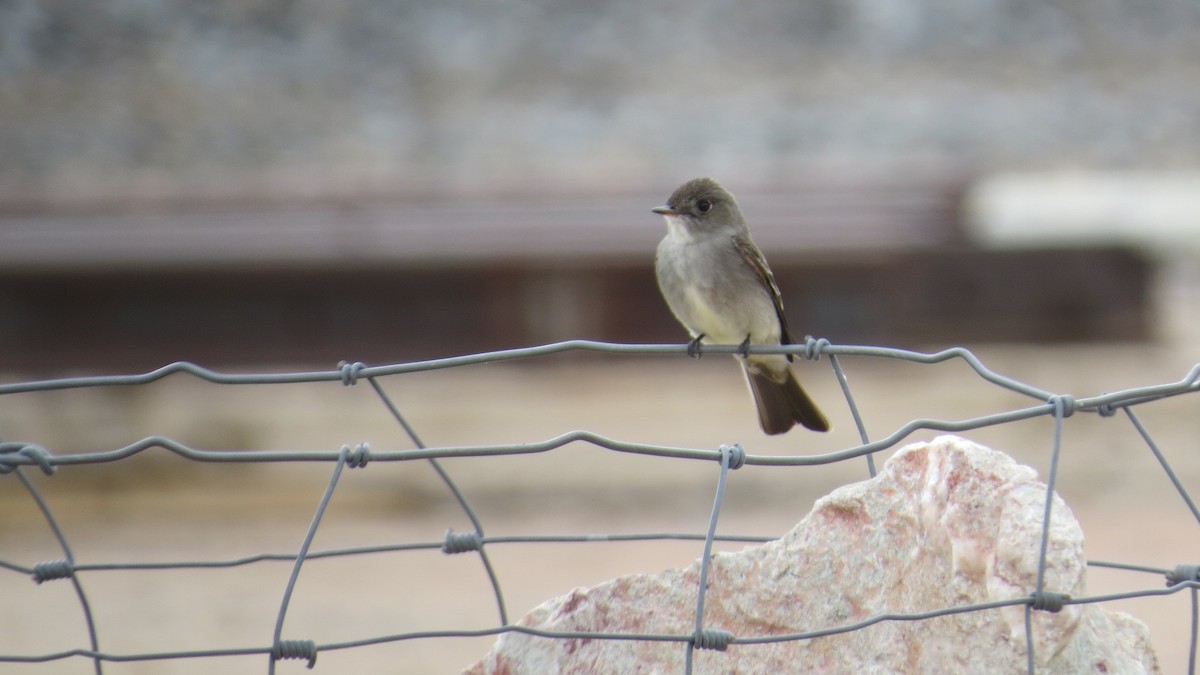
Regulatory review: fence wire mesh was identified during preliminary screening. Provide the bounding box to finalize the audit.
[1,337,1198,674]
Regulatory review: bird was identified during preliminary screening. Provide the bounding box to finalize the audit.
[652,177,830,435]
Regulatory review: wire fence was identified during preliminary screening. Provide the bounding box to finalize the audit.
[1,337,1198,674]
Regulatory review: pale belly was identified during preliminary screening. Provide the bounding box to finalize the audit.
[658,239,782,346]
[680,284,775,345]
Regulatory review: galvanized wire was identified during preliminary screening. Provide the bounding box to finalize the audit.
[1,337,1197,674]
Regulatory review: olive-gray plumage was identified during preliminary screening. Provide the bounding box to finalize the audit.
[653,177,830,434]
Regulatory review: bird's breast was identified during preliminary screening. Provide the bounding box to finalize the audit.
[656,236,778,345]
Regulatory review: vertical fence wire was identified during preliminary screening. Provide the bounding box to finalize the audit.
[685,443,743,674]
[364,374,509,626]
[14,468,105,675]
[826,352,875,478]
[267,446,354,673]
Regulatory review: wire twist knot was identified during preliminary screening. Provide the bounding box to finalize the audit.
[1047,394,1077,419]
[1096,402,1119,417]
[692,628,735,651]
[343,443,371,468]
[271,639,317,668]
[1167,564,1200,587]
[338,361,366,386]
[718,444,746,470]
[0,442,55,475]
[803,336,830,361]
[442,529,483,554]
[1029,590,1069,613]
[32,559,74,584]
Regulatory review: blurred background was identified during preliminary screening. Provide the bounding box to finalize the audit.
[2,1,1199,673]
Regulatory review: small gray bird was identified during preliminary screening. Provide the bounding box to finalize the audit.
[653,177,830,435]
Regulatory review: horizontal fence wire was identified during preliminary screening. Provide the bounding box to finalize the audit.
[0,337,1198,674]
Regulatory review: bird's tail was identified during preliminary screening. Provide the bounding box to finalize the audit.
[743,359,831,435]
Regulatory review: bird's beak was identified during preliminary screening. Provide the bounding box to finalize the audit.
[652,205,678,215]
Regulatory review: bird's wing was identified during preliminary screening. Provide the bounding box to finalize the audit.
[732,234,796,357]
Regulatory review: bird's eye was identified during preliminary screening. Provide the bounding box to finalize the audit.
[696,199,712,213]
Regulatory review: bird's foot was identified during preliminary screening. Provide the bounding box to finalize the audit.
[738,334,752,358]
[687,334,706,359]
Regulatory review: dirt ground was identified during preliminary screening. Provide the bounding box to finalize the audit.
[2,268,1199,674]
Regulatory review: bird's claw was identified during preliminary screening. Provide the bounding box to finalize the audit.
[687,334,705,359]
[738,335,752,358]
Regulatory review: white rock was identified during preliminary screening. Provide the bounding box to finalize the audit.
[466,435,1160,674]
